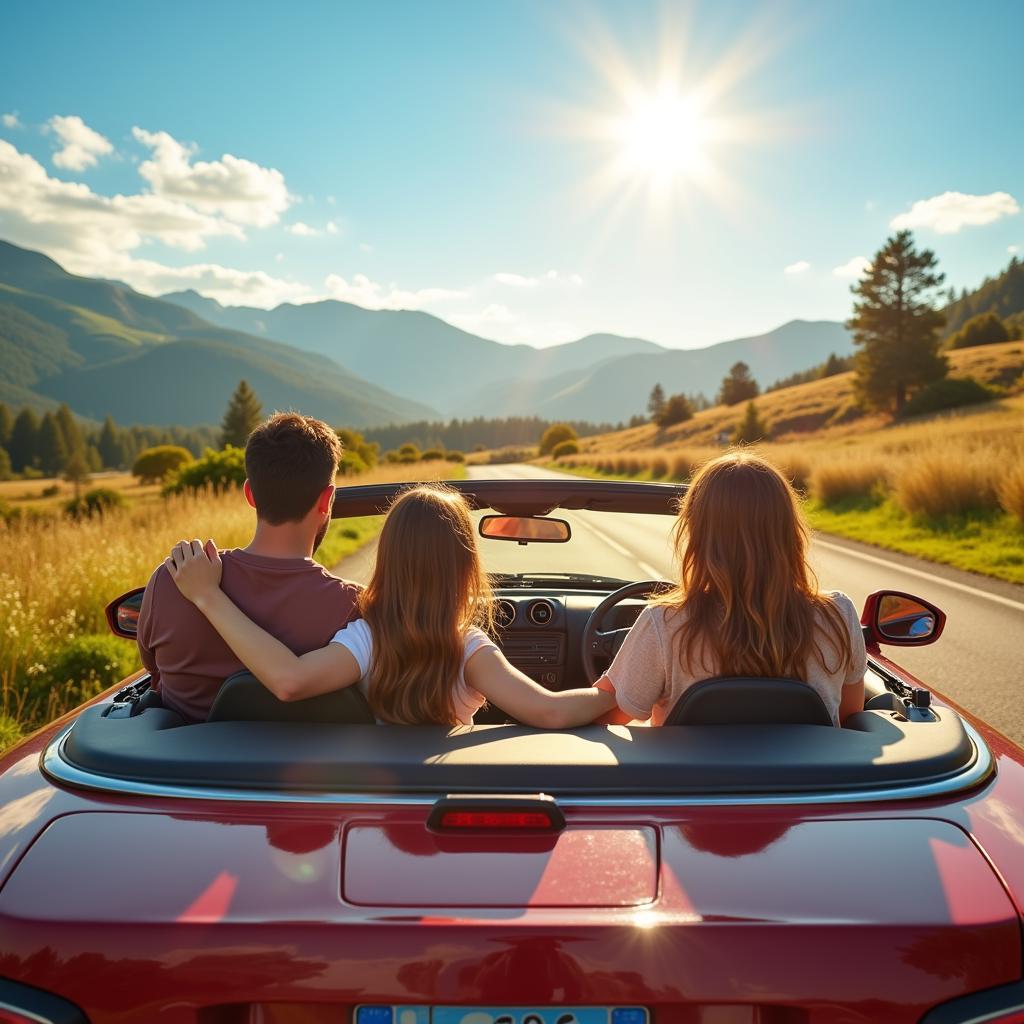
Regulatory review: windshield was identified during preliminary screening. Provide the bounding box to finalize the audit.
[476,508,675,585]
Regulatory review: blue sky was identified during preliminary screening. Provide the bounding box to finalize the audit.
[1,0,1021,349]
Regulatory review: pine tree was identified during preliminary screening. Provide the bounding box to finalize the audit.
[647,383,666,421]
[98,415,124,469]
[821,353,845,378]
[63,450,91,499]
[55,403,83,460]
[718,361,760,406]
[847,231,948,413]
[0,403,12,449]
[732,401,769,444]
[220,380,263,449]
[8,408,40,473]
[37,412,68,476]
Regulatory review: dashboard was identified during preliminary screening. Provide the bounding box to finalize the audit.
[482,589,648,720]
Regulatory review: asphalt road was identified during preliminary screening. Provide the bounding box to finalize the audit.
[337,463,1024,744]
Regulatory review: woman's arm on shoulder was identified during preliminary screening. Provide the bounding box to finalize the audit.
[464,647,615,728]
[166,539,360,701]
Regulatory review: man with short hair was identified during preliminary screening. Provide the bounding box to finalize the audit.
[138,412,360,722]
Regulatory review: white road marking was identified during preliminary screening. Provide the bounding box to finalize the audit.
[573,512,668,580]
[813,537,1024,613]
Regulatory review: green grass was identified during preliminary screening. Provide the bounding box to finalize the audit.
[550,460,1024,585]
[314,514,385,568]
[805,498,1024,584]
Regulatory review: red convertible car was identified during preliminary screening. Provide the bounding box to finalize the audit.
[1,479,1023,1024]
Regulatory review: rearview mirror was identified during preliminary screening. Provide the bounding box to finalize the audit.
[105,587,145,638]
[862,590,946,647]
[479,514,571,545]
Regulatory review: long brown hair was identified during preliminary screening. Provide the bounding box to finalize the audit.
[358,484,495,725]
[656,451,853,680]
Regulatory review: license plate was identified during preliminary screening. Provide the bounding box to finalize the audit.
[356,1008,648,1024]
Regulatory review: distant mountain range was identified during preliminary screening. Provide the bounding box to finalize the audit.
[1,237,857,427]
[165,291,854,422]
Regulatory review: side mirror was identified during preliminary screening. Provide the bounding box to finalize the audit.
[861,590,946,647]
[104,587,145,638]
[479,514,572,545]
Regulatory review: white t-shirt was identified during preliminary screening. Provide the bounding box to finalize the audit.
[605,590,867,727]
[330,619,496,725]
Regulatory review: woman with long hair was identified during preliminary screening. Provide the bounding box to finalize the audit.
[599,451,866,726]
[164,484,615,728]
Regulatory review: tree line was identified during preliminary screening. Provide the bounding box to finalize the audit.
[0,403,218,481]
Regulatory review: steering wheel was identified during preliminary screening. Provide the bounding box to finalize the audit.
[581,580,673,684]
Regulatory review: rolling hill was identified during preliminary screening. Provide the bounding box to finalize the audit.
[163,289,665,414]
[0,241,437,426]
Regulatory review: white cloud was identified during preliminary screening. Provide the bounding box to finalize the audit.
[326,220,339,235]
[324,273,467,310]
[0,138,243,271]
[493,269,584,288]
[132,126,291,227]
[833,256,871,279]
[326,195,336,205]
[1009,245,1019,255]
[890,191,1020,235]
[784,260,810,275]
[107,255,314,308]
[2,112,21,129]
[359,242,372,253]
[49,114,113,171]
[287,221,319,237]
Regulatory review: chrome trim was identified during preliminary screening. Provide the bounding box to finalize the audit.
[40,719,995,808]
[0,999,52,1024]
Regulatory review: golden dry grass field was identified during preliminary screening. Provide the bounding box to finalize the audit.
[550,343,1024,585]
[0,460,462,751]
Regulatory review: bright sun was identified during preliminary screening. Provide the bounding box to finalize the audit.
[614,89,712,183]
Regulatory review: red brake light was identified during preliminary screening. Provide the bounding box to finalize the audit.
[439,811,554,830]
[428,794,566,833]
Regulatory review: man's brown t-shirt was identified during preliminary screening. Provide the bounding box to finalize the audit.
[137,549,360,722]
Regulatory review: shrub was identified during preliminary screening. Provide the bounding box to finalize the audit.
[41,483,61,497]
[0,498,21,526]
[132,445,194,483]
[732,401,769,444]
[899,377,998,419]
[0,715,23,752]
[649,456,669,478]
[948,312,1010,350]
[893,452,1001,520]
[811,459,889,506]
[335,428,379,471]
[421,448,446,461]
[445,450,466,463]
[996,462,1024,524]
[34,633,139,708]
[397,443,421,464]
[656,394,694,427]
[337,449,369,476]
[0,447,11,481]
[164,446,246,495]
[64,487,126,520]
[670,453,697,481]
[539,423,577,456]
[552,439,580,459]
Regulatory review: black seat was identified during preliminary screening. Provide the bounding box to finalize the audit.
[664,676,833,727]
[207,671,375,724]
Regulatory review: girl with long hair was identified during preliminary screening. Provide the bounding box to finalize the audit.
[165,484,615,728]
[599,451,866,726]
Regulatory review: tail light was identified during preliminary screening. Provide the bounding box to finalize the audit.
[0,977,89,1023]
[919,980,1024,1022]
[427,793,565,833]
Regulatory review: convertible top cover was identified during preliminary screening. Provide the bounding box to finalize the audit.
[330,479,685,518]
[55,704,982,799]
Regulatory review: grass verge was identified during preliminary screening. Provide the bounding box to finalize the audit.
[547,460,1024,585]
